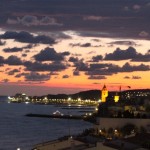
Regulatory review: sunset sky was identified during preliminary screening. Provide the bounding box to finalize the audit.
[0,0,150,96]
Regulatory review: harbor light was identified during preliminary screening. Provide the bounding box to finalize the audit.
[95,107,98,111]
[78,98,81,102]
[89,113,92,116]
[68,97,71,101]
[44,97,47,100]
[8,96,11,99]
[98,99,102,103]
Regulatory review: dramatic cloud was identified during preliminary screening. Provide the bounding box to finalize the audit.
[121,62,150,72]
[0,40,5,46]
[15,73,25,78]
[83,16,107,21]
[124,75,142,80]
[88,51,96,54]
[70,42,101,47]
[1,79,9,83]
[90,55,103,62]
[3,47,23,53]
[47,32,71,40]
[62,75,69,78]
[132,76,142,79]
[104,47,137,60]
[7,69,20,75]
[124,76,130,79]
[85,63,117,76]
[88,75,107,80]
[68,57,79,63]
[33,47,70,62]
[73,70,80,76]
[131,53,150,62]
[139,31,149,38]
[73,59,89,71]
[40,16,63,26]
[23,44,37,49]
[5,56,23,66]
[83,62,150,77]
[107,41,138,46]
[22,54,27,57]
[7,15,63,26]
[0,56,5,66]
[24,61,68,72]
[92,39,101,42]
[0,31,56,45]
[70,43,91,47]
[24,72,51,81]
[1,0,150,39]
[104,47,150,62]
[133,4,141,11]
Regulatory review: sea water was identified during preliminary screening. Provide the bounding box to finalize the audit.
[0,98,93,150]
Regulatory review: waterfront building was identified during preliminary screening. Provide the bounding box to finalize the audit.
[101,85,108,103]
[8,93,29,103]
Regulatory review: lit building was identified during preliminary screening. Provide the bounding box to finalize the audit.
[121,89,150,100]
[114,92,119,103]
[11,93,29,103]
[101,85,108,103]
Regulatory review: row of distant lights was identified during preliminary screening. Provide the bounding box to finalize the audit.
[99,129,118,133]
[32,98,99,102]
[8,96,102,102]
[99,129,135,134]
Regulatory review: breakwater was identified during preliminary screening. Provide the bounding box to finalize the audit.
[25,113,84,120]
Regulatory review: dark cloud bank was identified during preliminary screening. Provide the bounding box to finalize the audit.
[0,0,150,39]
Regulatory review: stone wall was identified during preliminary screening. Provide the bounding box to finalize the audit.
[96,118,150,131]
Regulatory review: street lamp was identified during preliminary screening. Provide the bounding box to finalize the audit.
[68,97,71,101]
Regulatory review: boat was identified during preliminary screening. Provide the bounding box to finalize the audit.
[53,110,64,116]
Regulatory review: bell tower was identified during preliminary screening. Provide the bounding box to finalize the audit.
[101,84,108,102]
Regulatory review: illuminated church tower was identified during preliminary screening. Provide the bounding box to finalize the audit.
[114,86,121,102]
[101,84,108,102]
[114,92,119,103]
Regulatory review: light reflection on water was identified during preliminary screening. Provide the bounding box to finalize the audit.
[0,100,93,150]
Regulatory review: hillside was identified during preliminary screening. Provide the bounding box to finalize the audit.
[47,90,100,100]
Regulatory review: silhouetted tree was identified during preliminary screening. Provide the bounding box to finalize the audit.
[142,114,147,118]
[123,110,132,118]
[117,111,122,118]
[107,128,114,137]
[136,113,141,118]
[97,103,108,117]
[140,126,147,133]
[121,124,137,136]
